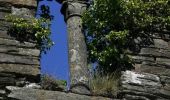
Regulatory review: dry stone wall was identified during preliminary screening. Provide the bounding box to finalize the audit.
[0,0,40,99]
[0,0,170,100]
[120,31,170,99]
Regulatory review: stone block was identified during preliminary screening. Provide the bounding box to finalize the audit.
[6,86,114,100]
[0,38,37,48]
[160,76,170,84]
[0,64,40,76]
[153,39,169,49]
[156,58,170,67]
[121,71,170,99]
[0,1,11,12]
[0,53,39,65]
[0,0,37,7]
[140,48,170,58]
[130,55,154,63]
[140,64,170,77]
[0,45,40,57]
[0,30,12,39]
[12,6,35,17]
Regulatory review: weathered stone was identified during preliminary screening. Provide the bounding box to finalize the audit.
[0,30,12,39]
[0,0,37,7]
[153,39,169,49]
[160,76,170,84]
[122,71,161,86]
[6,86,114,100]
[0,64,40,76]
[0,53,39,65]
[124,94,150,100]
[0,77,15,86]
[121,71,170,99]
[156,58,170,67]
[0,1,11,12]
[61,1,90,94]
[12,6,35,17]
[130,55,154,63]
[140,48,170,58]
[0,45,40,57]
[140,64,170,77]
[0,38,37,48]
[0,20,10,31]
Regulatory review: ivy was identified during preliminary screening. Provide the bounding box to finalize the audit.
[5,15,54,53]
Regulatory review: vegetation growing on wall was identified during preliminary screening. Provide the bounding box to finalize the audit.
[5,15,53,53]
[83,0,170,74]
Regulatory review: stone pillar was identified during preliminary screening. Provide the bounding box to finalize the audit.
[60,0,90,94]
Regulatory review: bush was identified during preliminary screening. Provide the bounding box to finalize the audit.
[5,15,54,53]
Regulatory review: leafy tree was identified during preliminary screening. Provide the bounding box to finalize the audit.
[83,0,170,74]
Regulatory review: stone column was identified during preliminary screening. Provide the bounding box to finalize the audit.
[60,0,90,94]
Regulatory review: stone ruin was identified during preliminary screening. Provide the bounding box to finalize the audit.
[0,0,170,100]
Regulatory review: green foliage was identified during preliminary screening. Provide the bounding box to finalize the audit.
[41,74,67,91]
[5,15,54,53]
[83,0,170,74]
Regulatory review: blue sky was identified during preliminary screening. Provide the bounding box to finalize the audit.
[37,0,69,82]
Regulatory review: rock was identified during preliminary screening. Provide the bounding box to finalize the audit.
[6,86,114,100]
[0,38,37,48]
[121,71,170,99]
[153,39,169,49]
[0,53,39,65]
[0,64,40,76]
[140,48,170,58]
[24,83,41,89]
[140,64,170,77]
[0,45,40,57]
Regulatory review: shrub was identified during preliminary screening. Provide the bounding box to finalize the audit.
[5,15,54,53]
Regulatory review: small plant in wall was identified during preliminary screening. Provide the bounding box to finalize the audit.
[5,15,54,53]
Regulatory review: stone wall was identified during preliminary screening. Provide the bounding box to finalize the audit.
[0,0,40,99]
[120,31,170,99]
[0,0,170,100]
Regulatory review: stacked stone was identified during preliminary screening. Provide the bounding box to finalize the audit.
[121,31,170,99]
[0,0,40,99]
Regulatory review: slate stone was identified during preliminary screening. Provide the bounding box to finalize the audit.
[140,64,170,77]
[130,55,154,63]
[153,39,169,49]
[140,48,170,58]
[0,77,15,86]
[6,86,114,100]
[0,38,37,48]
[0,53,39,65]
[156,58,170,67]
[121,71,170,99]
[0,45,40,57]
[124,94,150,100]
[12,6,35,18]
[0,1,11,12]
[160,76,170,84]
[0,64,40,76]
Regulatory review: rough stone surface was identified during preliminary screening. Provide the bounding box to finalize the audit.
[6,86,114,100]
[121,71,170,100]
[0,64,40,76]
[0,38,37,48]
[61,0,90,94]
